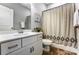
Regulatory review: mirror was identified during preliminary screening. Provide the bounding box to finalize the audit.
[0,5,13,31]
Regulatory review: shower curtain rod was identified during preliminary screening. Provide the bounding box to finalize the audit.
[42,3,74,12]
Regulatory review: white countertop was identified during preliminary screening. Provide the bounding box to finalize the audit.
[0,30,42,43]
[51,43,79,55]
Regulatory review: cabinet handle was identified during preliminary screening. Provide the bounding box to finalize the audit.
[32,47,34,52]
[30,48,32,53]
[30,47,34,53]
[8,44,18,49]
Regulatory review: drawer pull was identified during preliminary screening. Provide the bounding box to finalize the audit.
[30,47,34,53]
[32,47,34,52]
[8,44,18,49]
[30,48,32,53]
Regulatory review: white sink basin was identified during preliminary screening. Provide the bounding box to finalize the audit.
[42,39,52,45]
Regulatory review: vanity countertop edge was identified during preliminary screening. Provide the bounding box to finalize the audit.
[0,32,42,44]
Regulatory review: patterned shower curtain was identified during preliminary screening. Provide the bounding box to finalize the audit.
[42,3,76,47]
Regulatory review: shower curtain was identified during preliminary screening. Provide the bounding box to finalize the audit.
[42,10,51,36]
[42,3,75,46]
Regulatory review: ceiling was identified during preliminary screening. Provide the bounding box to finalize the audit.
[44,3,53,6]
[20,3,53,10]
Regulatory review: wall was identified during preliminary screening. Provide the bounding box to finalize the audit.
[31,3,46,30]
[0,3,31,30]
[75,3,79,10]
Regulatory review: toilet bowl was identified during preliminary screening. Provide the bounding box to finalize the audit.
[42,39,52,52]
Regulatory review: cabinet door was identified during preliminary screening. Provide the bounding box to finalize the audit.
[33,40,43,55]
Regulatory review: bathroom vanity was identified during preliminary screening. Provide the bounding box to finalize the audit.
[0,31,43,55]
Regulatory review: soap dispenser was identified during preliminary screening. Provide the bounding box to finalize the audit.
[18,21,25,33]
[20,21,25,29]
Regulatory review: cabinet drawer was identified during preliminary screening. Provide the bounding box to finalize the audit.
[1,39,21,55]
[22,36,38,47]
[8,46,30,55]
[22,34,42,47]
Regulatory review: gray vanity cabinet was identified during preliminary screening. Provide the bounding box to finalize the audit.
[0,34,43,55]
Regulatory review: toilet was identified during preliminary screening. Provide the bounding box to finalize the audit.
[42,39,52,52]
[42,39,52,45]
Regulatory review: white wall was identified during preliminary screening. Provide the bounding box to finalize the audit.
[75,3,79,10]
[31,3,46,30]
